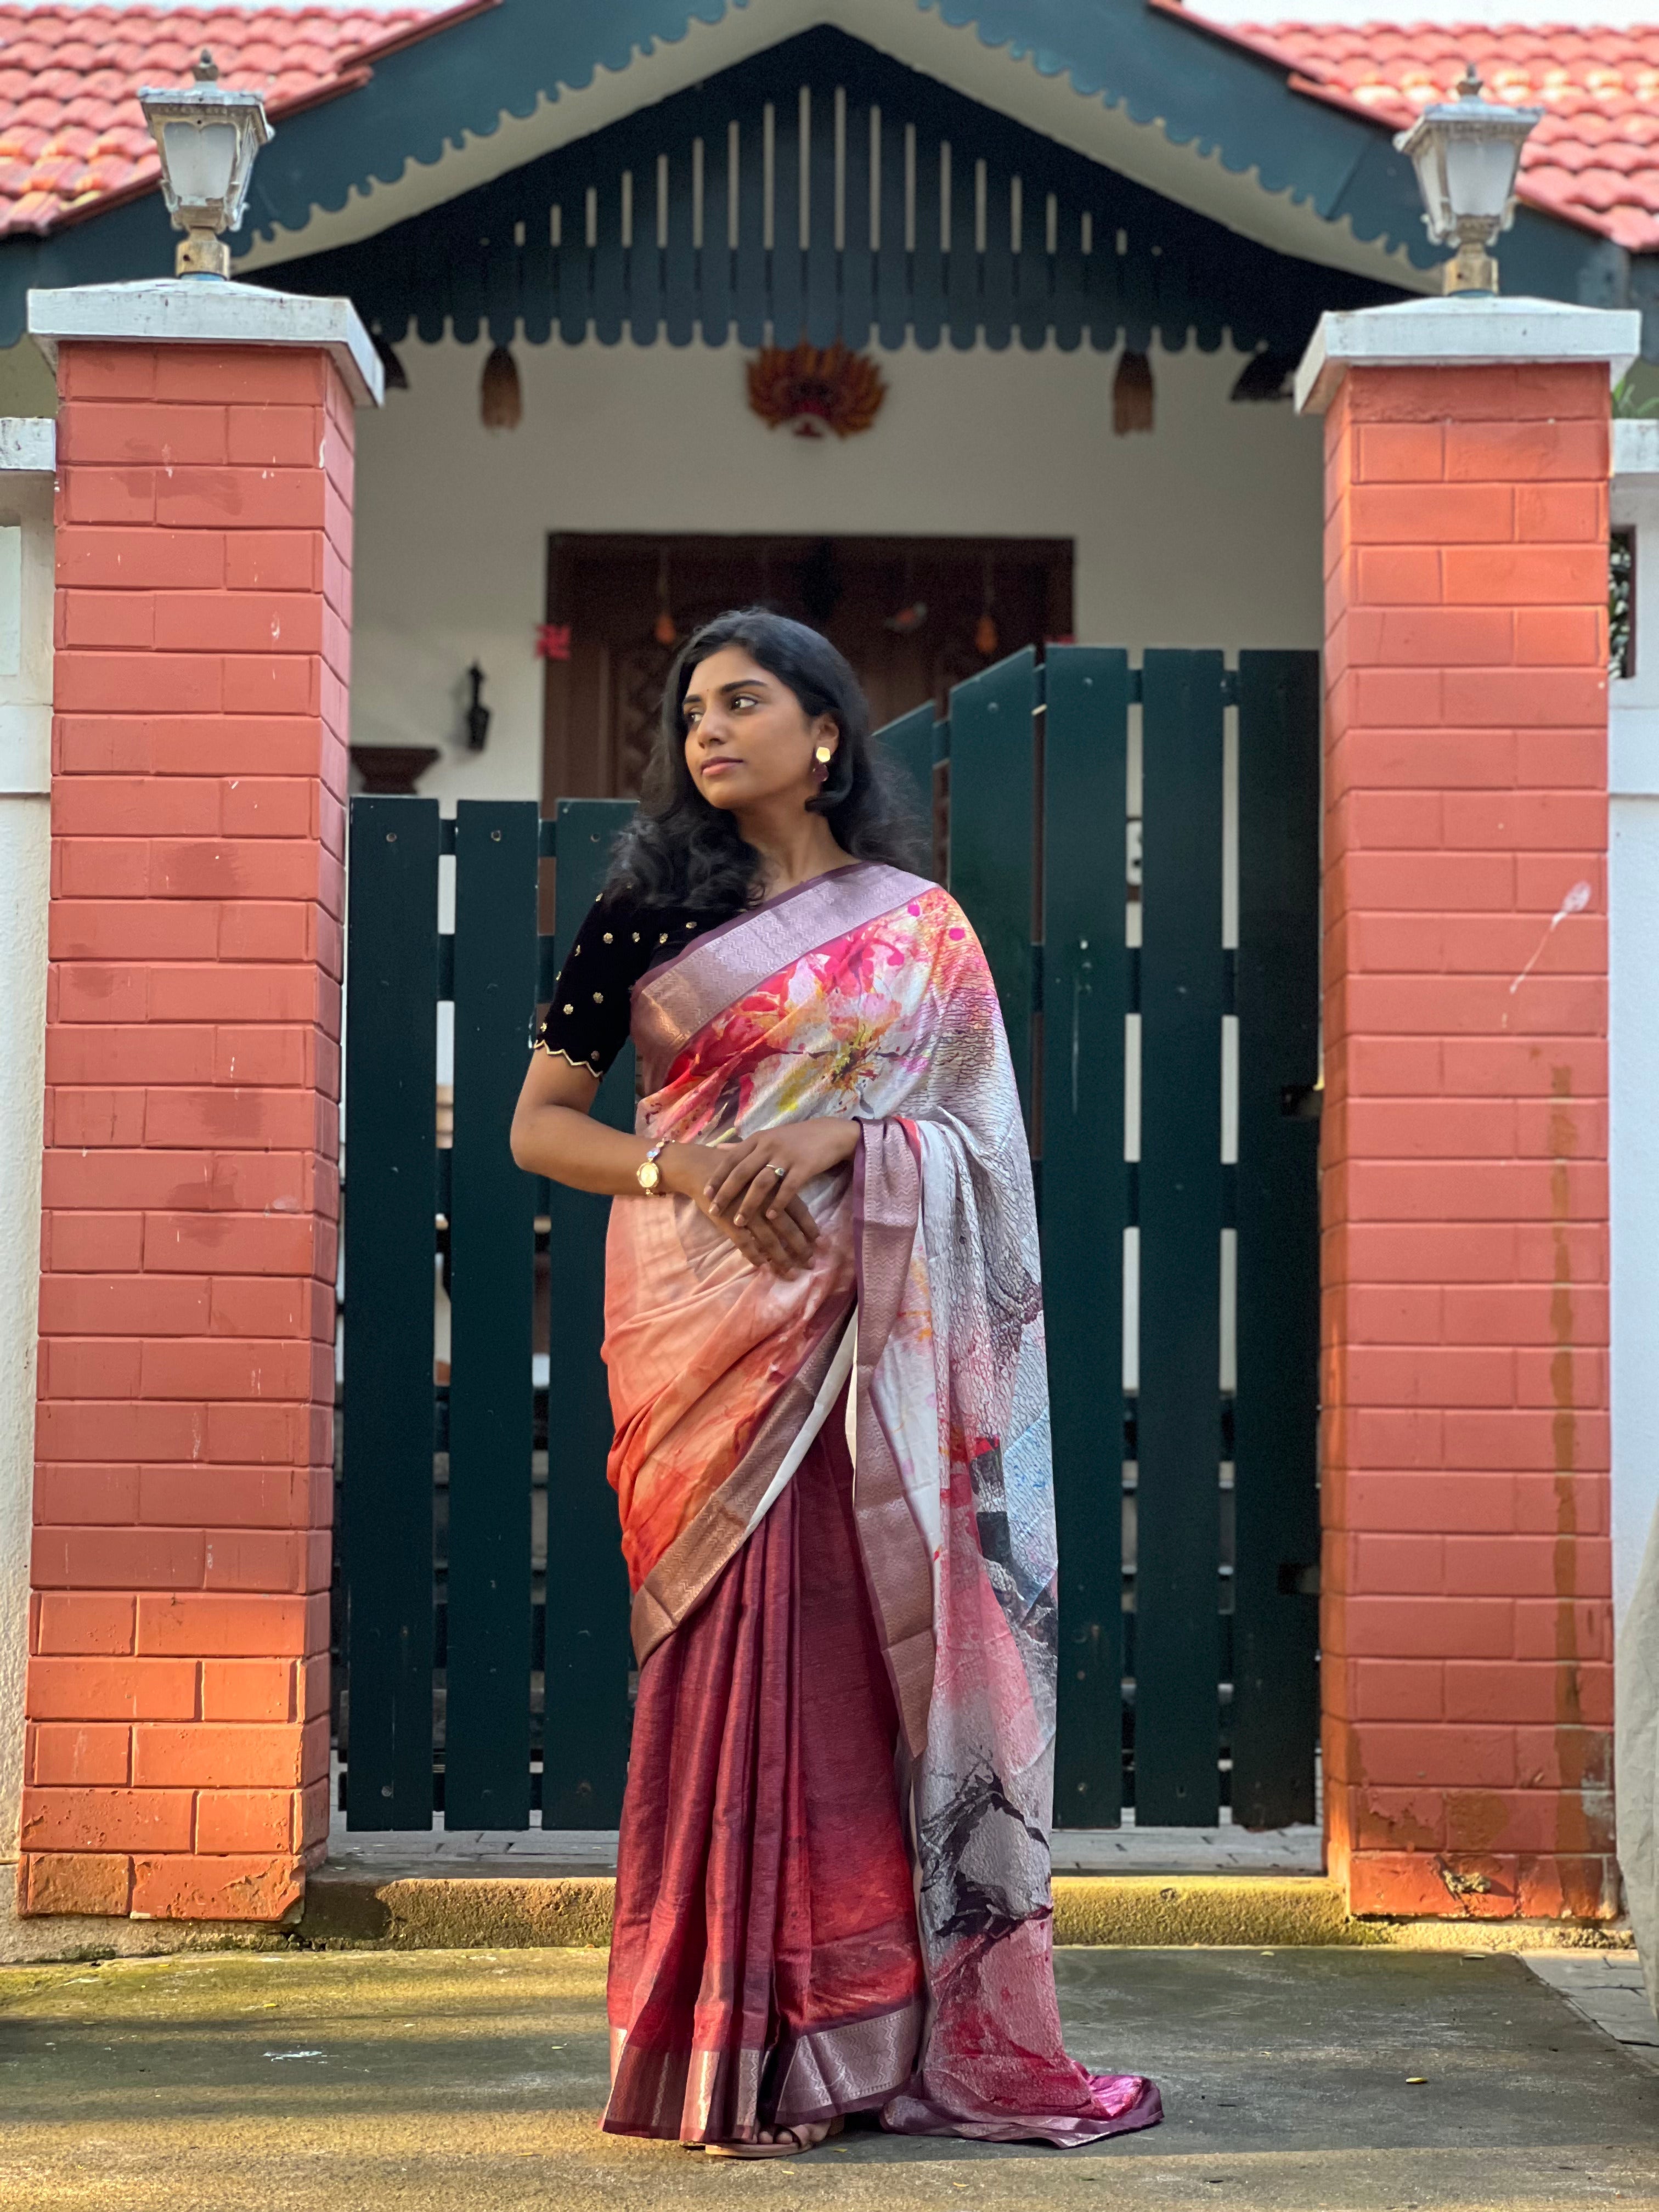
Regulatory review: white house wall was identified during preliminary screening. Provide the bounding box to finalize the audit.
[0,437,54,1870]
[349,333,1327,813]
[1611,424,1659,1632]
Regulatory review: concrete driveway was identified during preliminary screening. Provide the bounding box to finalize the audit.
[2,1945,1656,2210]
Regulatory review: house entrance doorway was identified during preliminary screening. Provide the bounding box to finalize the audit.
[540,532,1074,805]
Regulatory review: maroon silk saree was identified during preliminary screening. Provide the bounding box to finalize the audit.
[598,861,1161,2148]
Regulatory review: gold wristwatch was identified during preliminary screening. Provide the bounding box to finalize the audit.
[635,1141,668,1196]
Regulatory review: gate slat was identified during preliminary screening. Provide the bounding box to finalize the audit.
[1232,651,1322,1829]
[343,797,438,1831]
[1135,650,1224,1824]
[543,798,639,1827]
[878,698,937,844]
[946,647,1037,1125]
[1042,647,1130,1825]
[445,801,539,1829]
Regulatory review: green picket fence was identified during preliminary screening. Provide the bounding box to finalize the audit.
[338,645,1320,1832]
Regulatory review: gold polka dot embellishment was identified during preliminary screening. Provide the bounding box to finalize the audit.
[562,1003,573,1015]
[632,932,641,943]
[659,932,668,943]
[602,932,613,944]
[685,921,696,929]
[592,991,604,1004]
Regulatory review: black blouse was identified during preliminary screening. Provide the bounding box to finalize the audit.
[531,895,738,1077]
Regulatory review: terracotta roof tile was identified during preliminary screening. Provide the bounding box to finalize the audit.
[0,3,447,234]
[7,3,1658,257]
[1238,18,1659,245]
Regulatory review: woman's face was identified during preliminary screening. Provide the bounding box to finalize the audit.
[682,645,836,815]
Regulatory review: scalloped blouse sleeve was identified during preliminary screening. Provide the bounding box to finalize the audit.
[531,899,710,1077]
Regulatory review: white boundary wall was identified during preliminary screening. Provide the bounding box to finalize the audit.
[1612,419,1659,1629]
[0,419,54,1866]
[348,335,1329,814]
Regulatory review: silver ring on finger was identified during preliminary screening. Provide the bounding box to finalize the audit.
[771,1163,786,1180]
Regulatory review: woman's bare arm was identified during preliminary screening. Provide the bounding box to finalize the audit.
[509,1049,657,1195]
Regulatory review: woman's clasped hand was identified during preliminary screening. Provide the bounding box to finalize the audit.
[659,1118,860,1277]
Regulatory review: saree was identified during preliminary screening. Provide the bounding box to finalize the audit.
[599,860,1161,2147]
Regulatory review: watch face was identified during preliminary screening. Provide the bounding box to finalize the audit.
[637,1159,660,1192]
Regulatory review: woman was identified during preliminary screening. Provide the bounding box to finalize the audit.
[510,608,1160,2158]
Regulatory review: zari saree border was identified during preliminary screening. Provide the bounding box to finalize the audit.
[631,861,933,1094]
[851,1120,937,1759]
[628,1295,855,1664]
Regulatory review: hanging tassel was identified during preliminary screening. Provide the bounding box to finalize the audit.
[480,345,522,431]
[1113,348,1154,436]
[886,551,926,635]
[974,554,999,657]
[653,551,676,647]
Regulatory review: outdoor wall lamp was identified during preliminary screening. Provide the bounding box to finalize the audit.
[463,663,492,753]
[138,50,272,279]
[1395,65,1542,295]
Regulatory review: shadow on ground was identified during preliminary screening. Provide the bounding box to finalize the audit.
[1,1946,1655,2210]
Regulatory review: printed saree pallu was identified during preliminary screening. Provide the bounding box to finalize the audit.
[600,860,1161,2147]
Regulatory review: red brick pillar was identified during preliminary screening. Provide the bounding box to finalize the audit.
[1299,300,1637,1923]
[19,285,381,1921]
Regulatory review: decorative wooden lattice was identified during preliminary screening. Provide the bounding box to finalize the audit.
[276,27,1395,358]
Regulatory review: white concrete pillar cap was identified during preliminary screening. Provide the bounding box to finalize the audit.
[26,276,384,407]
[0,420,54,476]
[1296,294,1641,417]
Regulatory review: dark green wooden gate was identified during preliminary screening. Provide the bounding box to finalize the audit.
[338,645,1320,1832]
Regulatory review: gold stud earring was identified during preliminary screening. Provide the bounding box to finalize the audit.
[814,744,833,765]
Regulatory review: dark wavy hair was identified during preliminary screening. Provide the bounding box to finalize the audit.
[603,607,928,915]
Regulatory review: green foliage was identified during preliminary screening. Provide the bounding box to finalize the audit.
[1612,528,1636,681]
[1614,365,1659,419]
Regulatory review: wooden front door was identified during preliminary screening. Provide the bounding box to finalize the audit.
[541,533,1074,805]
